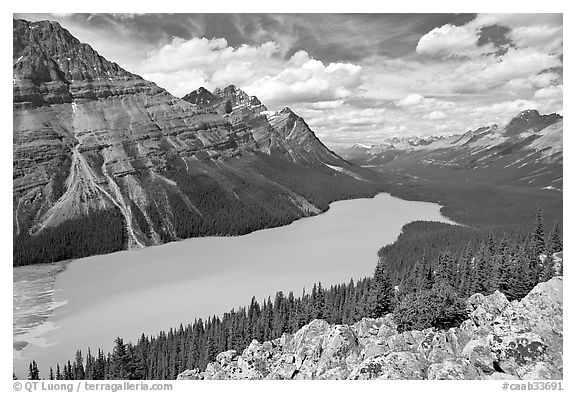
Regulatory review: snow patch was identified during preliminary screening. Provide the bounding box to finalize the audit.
[324,163,367,181]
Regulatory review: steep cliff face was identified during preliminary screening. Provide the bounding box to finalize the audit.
[13,19,379,266]
[182,86,343,167]
[178,277,563,380]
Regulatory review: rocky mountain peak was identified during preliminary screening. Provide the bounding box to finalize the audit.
[214,84,240,96]
[14,19,139,83]
[182,84,268,115]
[181,87,216,106]
[13,18,162,108]
[503,109,562,136]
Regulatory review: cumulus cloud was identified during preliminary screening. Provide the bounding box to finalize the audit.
[416,23,494,57]
[396,93,424,107]
[138,37,363,103]
[533,85,563,100]
[245,51,362,105]
[425,111,447,120]
[416,13,562,59]
[141,37,280,74]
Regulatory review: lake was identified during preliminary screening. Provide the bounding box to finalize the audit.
[13,193,454,377]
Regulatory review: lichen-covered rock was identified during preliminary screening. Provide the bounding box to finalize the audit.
[216,350,237,367]
[176,369,203,380]
[426,330,457,363]
[315,325,361,377]
[348,352,427,380]
[462,337,498,374]
[288,319,330,367]
[489,332,551,375]
[467,290,510,327]
[427,358,480,380]
[517,361,562,380]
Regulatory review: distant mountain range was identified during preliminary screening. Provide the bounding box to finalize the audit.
[337,110,563,190]
[12,19,380,266]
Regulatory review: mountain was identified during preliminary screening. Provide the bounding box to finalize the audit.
[178,276,563,380]
[338,110,563,190]
[182,85,347,166]
[13,19,381,266]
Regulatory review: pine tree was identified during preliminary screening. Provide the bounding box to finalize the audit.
[49,367,54,380]
[85,348,94,380]
[367,262,395,317]
[531,209,546,256]
[73,350,85,379]
[458,244,474,296]
[28,361,39,380]
[436,253,457,288]
[509,253,533,300]
[541,255,556,282]
[499,241,516,298]
[526,209,546,286]
[109,337,130,379]
[311,283,324,319]
[548,222,562,254]
[473,246,491,294]
[423,265,435,290]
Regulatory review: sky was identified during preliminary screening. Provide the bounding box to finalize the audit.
[15,13,563,147]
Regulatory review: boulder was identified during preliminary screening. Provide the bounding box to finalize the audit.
[462,338,497,374]
[288,319,330,367]
[517,361,562,380]
[348,352,426,380]
[176,369,203,380]
[216,350,237,367]
[467,290,510,327]
[427,358,480,380]
[316,324,361,377]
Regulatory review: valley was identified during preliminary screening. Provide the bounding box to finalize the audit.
[12,14,563,383]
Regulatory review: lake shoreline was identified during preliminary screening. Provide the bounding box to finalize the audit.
[13,192,455,378]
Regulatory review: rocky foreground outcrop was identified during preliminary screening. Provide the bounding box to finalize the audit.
[178,277,563,380]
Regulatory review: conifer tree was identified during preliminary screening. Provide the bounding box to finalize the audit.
[531,209,546,257]
[74,350,85,379]
[458,244,474,296]
[311,283,325,319]
[65,361,73,380]
[367,262,395,317]
[109,338,130,379]
[28,361,39,380]
[541,255,556,282]
[548,222,562,254]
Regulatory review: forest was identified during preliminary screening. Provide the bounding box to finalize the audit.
[13,208,126,266]
[26,209,562,380]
